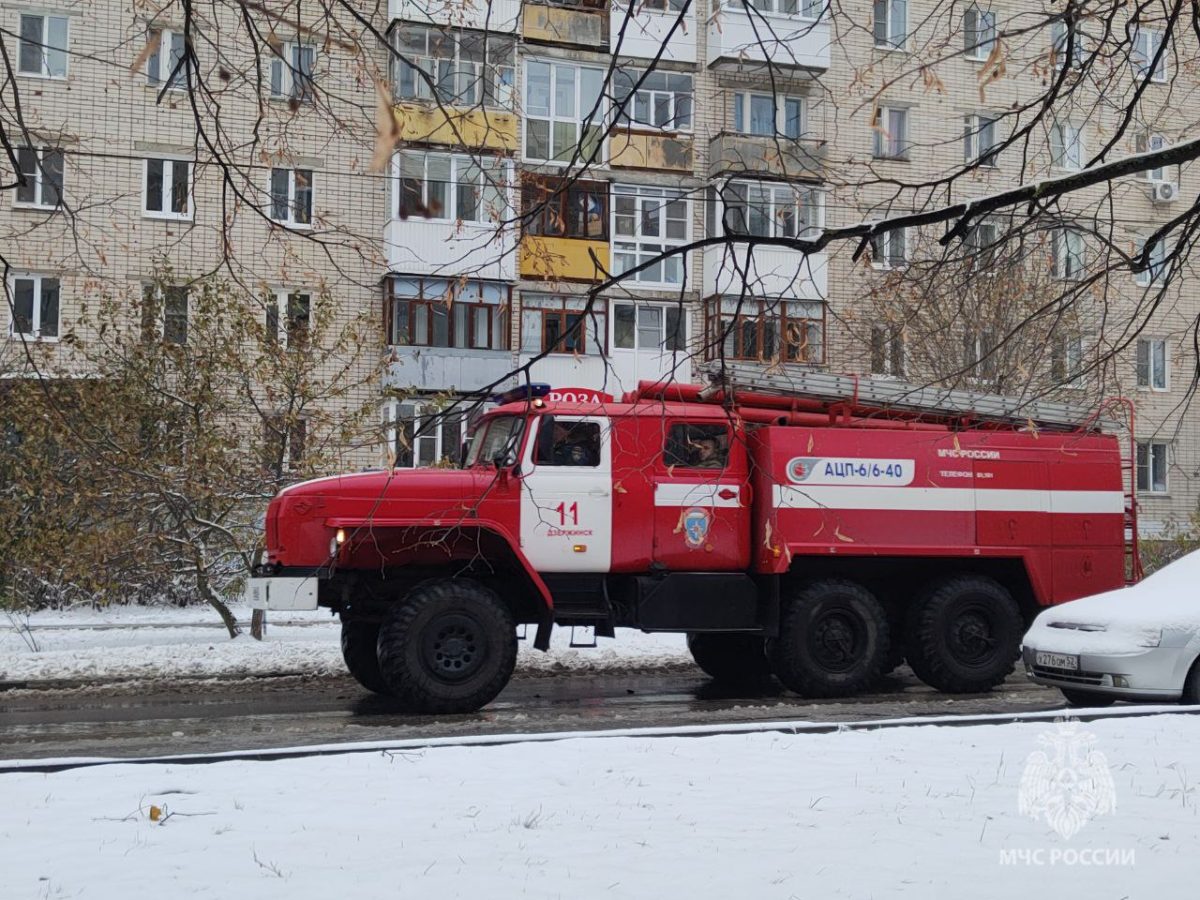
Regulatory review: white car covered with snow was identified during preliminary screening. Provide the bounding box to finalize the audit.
[1022,550,1200,707]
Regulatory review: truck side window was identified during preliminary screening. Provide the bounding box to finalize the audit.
[664,424,729,470]
[535,416,601,467]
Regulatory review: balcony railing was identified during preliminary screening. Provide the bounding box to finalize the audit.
[709,132,826,180]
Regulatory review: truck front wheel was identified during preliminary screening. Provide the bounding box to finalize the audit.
[377,579,518,714]
[769,579,889,698]
[341,620,391,695]
[686,633,773,688]
[905,575,1022,693]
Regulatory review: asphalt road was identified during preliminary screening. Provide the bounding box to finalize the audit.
[0,667,1070,761]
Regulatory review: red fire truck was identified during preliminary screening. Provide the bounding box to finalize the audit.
[249,365,1140,714]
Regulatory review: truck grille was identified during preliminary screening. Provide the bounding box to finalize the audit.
[1032,664,1104,686]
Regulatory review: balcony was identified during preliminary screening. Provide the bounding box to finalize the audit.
[519,236,610,281]
[708,132,825,180]
[707,3,830,72]
[386,346,517,393]
[610,2,696,62]
[384,218,516,282]
[393,104,518,152]
[610,128,694,172]
[703,244,827,299]
[388,0,521,32]
[523,1,607,47]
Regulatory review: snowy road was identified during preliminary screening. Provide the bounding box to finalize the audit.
[2,667,1067,761]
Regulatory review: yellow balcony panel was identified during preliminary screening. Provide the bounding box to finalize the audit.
[609,129,694,172]
[393,104,518,152]
[520,236,609,282]
[522,4,605,47]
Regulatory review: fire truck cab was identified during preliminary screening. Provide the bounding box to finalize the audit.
[250,369,1138,715]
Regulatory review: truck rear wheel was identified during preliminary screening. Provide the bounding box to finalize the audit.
[377,579,517,714]
[905,575,1022,693]
[686,633,773,687]
[769,579,889,698]
[340,620,391,695]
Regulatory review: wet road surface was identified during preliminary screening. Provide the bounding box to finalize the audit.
[0,667,1070,761]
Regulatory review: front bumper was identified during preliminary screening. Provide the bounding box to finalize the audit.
[246,575,319,611]
[1021,644,1185,700]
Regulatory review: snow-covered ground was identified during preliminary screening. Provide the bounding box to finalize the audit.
[3,713,1197,898]
[0,606,691,684]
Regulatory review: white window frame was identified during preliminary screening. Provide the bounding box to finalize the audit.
[267,289,311,348]
[963,328,997,379]
[143,157,193,220]
[1052,228,1085,281]
[1050,121,1084,171]
[614,69,694,133]
[7,273,60,341]
[729,91,806,139]
[1136,338,1168,391]
[739,0,826,19]
[270,42,316,102]
[870,227,908,268]
[1136,440,1169,494]
[523,59,608,165]
[611,302,688,354]
[611,186,690,287]
[965,219,1000,270]
[1050,20,1084,69]
[14,146,64,209]
[870,324,904,377]
[1134,236,1169,287]
[1136,133,1169,183]
[146,28,186,90]
[964,5,996,60]
[1052,333,1084,388]
[392,25,515,110]
[873,0,907,50]
[17,13,68,78]
[385,399,478,469]
[872,106,909,159]
[963,114,999,167]
[719,180,824,240]
[269,168,313,227]
[393,151,508,225]
[1132,27,1167,83]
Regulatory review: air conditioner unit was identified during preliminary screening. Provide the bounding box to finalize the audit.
[1152,181,1179,204]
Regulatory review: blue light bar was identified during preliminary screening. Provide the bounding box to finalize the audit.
[490,383,552,405]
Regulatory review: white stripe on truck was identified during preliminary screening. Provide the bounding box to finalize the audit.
[655,482,742,508]
[772,485,1124,514]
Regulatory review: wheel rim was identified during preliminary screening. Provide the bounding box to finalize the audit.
[421,613,487,683]
[807,603,867,673]
[946,600,999,667]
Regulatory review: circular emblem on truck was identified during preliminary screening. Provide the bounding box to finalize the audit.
[683,507,710,548]
[787,458,810,482]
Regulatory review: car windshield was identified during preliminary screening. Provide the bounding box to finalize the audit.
[465,415,526,467]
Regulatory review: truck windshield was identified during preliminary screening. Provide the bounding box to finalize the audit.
[465,415,526,467]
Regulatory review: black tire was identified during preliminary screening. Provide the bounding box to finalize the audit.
[1060,688,1116,708]
[768,579,889,698]
[340,620,391,695]
[686,633,773,687]
[1180,657,1200,705]
[905,575,1023,693]
[377,578,517,714]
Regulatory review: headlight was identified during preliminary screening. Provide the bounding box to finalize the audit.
[1137,629,1162,649]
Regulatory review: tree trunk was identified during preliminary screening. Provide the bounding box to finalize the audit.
[196,569,240,638]
[251,608,266,640]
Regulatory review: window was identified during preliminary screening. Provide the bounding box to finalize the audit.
[738,0,825,17]
[146,29,185,89]
[163,286,188,345]
[965,219,999,269]
[466,414,524,467]
[639,0,688,10]
[872,107,909,159]
[729,92,805,139]
[388,277,510,350]
[870,324,904,376]
[720,181,823,239]
[396,151,506,224]
[964,6,996,59]
[264,416,307,473]
[613,69,693,131]
[1136,338,1167,390]
[1132,28,1166,82]
[390,401,472,468]
[1050,20,1084,69]
[15,147,63,208]
[524,60,606,163]
[1052,228,1085,280]
[1136,441,1168,493]
[873,0,907,49]
[707,297,824,364]
[612,186,689,286]
[392,25,514,109]
[1050,122,1084,170]
[522,176,608,239]
[663,424,729,470]
[1051,334,1083,386]
[7,274,59,340]
[870,228,907,268]
[270,43,316,103]
[269,168,312,226]
[18,14,68,77]
[266,291,311,348]
[520,294,606,355]
[1136,133,1169,182]
[963,114,999,167]
[535,418,601,468]
[1134,236,1168,286]
[144,158,192,219]
[962,329,997,379]
[613,302,687,353]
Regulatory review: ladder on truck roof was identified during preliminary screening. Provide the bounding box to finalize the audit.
[703,362,1116,431]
